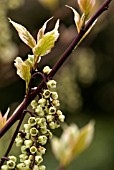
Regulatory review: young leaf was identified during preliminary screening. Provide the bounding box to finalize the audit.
[14,57,31,90]
[37,17,53,41]
[78,0,96,17]
[66,5,82,33]
[51,121,95,167]
[0,108,10,130]
[9,18,36,49]
[33,19,59,63]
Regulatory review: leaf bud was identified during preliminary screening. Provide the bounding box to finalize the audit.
[30,127,39,136]
[24,139,33,148]
[47,80,56,89]
[38,98,46,107]
[43,66,52,74]
[28,117,36,126]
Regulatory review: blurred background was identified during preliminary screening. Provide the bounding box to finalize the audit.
[0,0,114,169]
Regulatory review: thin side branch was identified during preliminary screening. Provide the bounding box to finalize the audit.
[0,0,112,138]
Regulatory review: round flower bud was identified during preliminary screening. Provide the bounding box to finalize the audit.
[35,105,44,116]
[40,127,47,134]
[47,80,56,89]
[7,160,15,169]
[58,114,65,122]
[24,124,31,133]
[51,92,58,100]
[31,100,38,109]
[15,138,23,147]
[30,127,38,136]
[1,165,8,170]
[8,156,17,163]
[43,66,52,74]
[29,155,33,161]
[49,122,56,129]
[36,118,46,127]
[39,165,46,170]
[46,115,54,122]
[19,154,28,162]
[24,159,31,167]
[54,122,60,128]
[21,145,27,154]
[38,98,46,107]
[25,132,30,139]
[49,106,56,115]
[56,110,63,116]
[47,129,53,139]
[33,165,39,170]
[30,146,37,154]
[38,146,46,155]
[38,135,47,145]
[35,155,43,165]
[43,89,51,98]
[24,139,33,148]
[52,99,60,107]
[28,117,36,126]
[16,163,25,169]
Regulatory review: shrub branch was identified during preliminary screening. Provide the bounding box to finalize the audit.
[0,0,112,139]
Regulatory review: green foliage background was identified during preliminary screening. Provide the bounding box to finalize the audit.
[0,0,114,169]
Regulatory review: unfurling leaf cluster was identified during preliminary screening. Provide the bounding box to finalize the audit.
[9,18,59,91]
[66,0,96,33]
[51,121,95,167]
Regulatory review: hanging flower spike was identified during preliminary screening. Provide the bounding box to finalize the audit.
[0,108,10,130]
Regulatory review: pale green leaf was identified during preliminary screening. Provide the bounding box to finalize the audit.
[72,121,95,158]
[51,121,95,167]
[37,17,53,41]
[0,108,10,130]
[33,19,59,62]
[66,5,81,33]
[9,18,36,49]
[14,57,31,90]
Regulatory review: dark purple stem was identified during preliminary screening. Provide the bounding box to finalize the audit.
[0,0,112,138]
